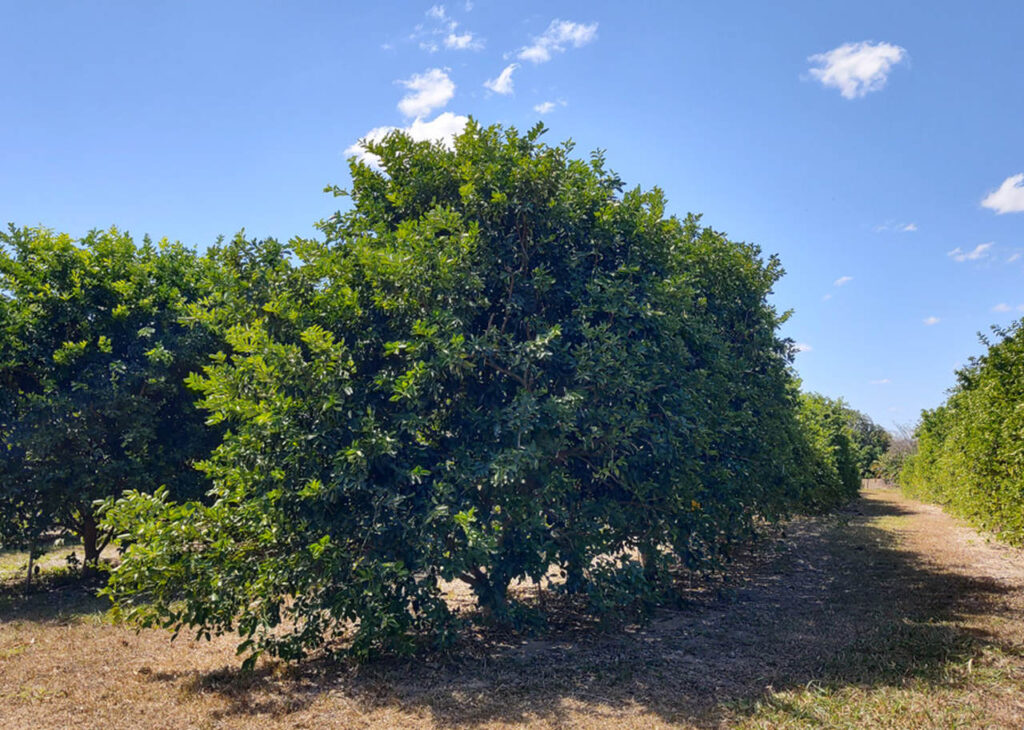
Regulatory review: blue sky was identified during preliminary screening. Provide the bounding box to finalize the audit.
[2,1,1022,428]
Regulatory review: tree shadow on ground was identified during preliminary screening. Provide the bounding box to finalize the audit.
[0,573,110,624]
[167,492,1021,726]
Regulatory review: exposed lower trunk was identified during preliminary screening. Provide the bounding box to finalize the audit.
[25,550,35,592]
[81,510,100,575]
[462,568,512,623]
[640,544,660,583]
[556,504,586,594]
[564,558,586,594]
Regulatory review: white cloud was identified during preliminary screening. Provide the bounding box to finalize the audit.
[518,19,598,64]
[923,316,940,326]
[874,221,918,233]
[807,41,907,99]
[406,112,467,142]
[484,63,518,95]
[345,112,468,167]
[793,342,813,353]
[833,275,853,286]
[822,293,833,301]
[397,68,455,117]
[445,31,482,50]
[870,378,891,385]
[533,99,567,114]
[1008,253,1022,263]
[947,242,993,262]
[416,6,484,52]
[981,173,1024,214]
[994,303,1024,313]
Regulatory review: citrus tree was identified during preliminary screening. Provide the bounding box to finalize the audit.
[901,321,1024,544]
[104,122,836,663]
[0,226,218,574]
[795,392,862,507]
[842,407,890,477]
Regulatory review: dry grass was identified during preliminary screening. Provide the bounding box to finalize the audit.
[2,485,1023,728]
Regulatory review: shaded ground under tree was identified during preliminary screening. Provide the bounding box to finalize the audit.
[1,483,1023,728]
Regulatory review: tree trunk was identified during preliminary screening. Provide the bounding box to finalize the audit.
[24,549,35,592]
[81,510,100,575]
[480,582,510,621]
[463,568,512,623]
[564,557,586,594]
[640,544,660,583]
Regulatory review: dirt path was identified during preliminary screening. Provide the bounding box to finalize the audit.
[2,485,1023,728]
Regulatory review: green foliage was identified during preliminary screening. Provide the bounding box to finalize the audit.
[842,408,891,478]
[794,393,862,507]
[102,121,854,663]
[0,226,219,569]
[873,427,916,483]
[900,322,1024,544]
[875,448,908,483]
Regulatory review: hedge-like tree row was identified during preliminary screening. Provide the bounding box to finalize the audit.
[3,122,866,663]
[901,322,1024,545]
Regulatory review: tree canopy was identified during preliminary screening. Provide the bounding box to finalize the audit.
[93,122,863,663]
[0,226,219,572]
[901,322,1024,544]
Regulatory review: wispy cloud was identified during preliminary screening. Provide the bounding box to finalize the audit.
[414,5,484,52]
[533,99,566,114]
[834,275,853,286]
[874,221,918,233]
[923,316,940,326]
[992,303,1024,313]
[981,173,1024,214]
[397,68,455,117]
[870,378,891,385]
[518,19,597,64]
[793,343,813,353]
[822,293,833,301]
[947,242,993,262]
[808,41,907,99]
[484,63,518,95]
[346,112,468,168]
[1008,253,1022,263]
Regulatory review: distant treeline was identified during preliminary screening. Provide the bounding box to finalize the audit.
[2,121,882,663]
[901,322,1024,545]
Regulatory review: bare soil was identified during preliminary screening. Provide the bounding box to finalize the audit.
[2,484,1023,728]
